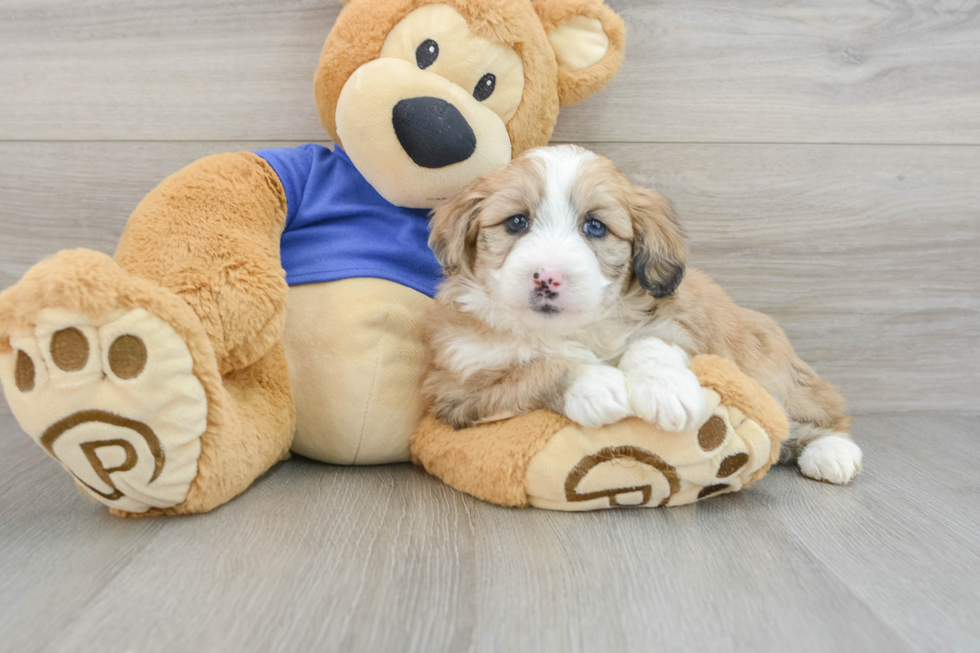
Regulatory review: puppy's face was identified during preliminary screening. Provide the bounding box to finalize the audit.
[430,145,688,331]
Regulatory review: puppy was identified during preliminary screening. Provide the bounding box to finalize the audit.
[423,145,863,484]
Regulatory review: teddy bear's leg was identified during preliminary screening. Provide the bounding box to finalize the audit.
[0,250,294,516]
[0,153,296,515]
[413,356,790,510]
[114,152,290,378]
[171,339,294,517]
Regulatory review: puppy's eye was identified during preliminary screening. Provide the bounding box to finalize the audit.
[504,214,529,235]
[583,217,608,239]
[474,73,496,101]
[416,40,439,69]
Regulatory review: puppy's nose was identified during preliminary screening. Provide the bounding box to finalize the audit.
[392,97,477,169]
[533,270,564,289]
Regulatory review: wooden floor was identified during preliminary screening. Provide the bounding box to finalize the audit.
[1,0,979,651]
[1,412,977,653]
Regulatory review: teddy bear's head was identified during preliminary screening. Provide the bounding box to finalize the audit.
[314,0,626,209]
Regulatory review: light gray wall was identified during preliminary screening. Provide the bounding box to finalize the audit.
[1,0,978,414]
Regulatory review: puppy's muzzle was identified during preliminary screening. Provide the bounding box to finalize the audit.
[530,269,564,315]
[533,270,562,300]
[392,97,477,169]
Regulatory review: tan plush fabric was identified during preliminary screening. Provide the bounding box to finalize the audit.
[112,152,296,515]
[546,16,609,73]
[176,341,294,516]
[284,279,432,465]
[532,0,627,106]
[3,307,209,513]
[316,0,625,157]
[0,0,627,516]
[411,355,788,511]
[334,54,516,209]
[0,250,295,517]
[689,355,789,484]
[318,0,556,157]
[412,410,573,507]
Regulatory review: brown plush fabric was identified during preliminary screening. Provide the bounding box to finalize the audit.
[166,341,294,517]
[317,0,558,156]
[532,0,627,106]
[114,152,296,515]
[412,410,572,507]
[1,1,627,516]
[115,152,288,377]
[316,0,624,157]
[0,250,295,517]
[411,355,788,509]
[689,355,789,485]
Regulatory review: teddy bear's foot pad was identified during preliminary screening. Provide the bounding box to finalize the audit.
[525,389,776,511]
[1,307,207,513]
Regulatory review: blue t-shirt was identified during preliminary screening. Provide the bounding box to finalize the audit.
[255,144,444,297]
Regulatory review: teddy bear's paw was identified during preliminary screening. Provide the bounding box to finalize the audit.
[0,307,207,513]
[798,435,862,485]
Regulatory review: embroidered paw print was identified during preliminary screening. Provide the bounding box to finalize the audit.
[1,308,207,513]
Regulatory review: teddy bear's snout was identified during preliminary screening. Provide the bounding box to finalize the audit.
[392,97,477,169]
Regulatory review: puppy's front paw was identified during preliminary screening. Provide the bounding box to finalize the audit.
[798,435,862,484]
[627,366,707,432]
[563,366,632,428]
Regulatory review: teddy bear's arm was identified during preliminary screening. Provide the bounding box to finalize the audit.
[114,152,289,375]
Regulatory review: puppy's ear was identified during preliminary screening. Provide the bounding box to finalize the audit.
[628,187,688,298]
[533,0,626,106]
[428,188,486,275]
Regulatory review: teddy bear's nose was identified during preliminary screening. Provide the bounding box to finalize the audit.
[392,97,477,169]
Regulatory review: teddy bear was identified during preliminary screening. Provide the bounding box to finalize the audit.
[0,0,630,516]
[0,0,788,517]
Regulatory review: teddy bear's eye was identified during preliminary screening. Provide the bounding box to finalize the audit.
[474,73,496,101]
[416,39,439,70]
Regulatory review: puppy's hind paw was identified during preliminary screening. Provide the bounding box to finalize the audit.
[563,366,632,429]
[798,435,863,484]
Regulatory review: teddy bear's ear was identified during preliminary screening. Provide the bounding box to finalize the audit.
[533,0,627,106]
